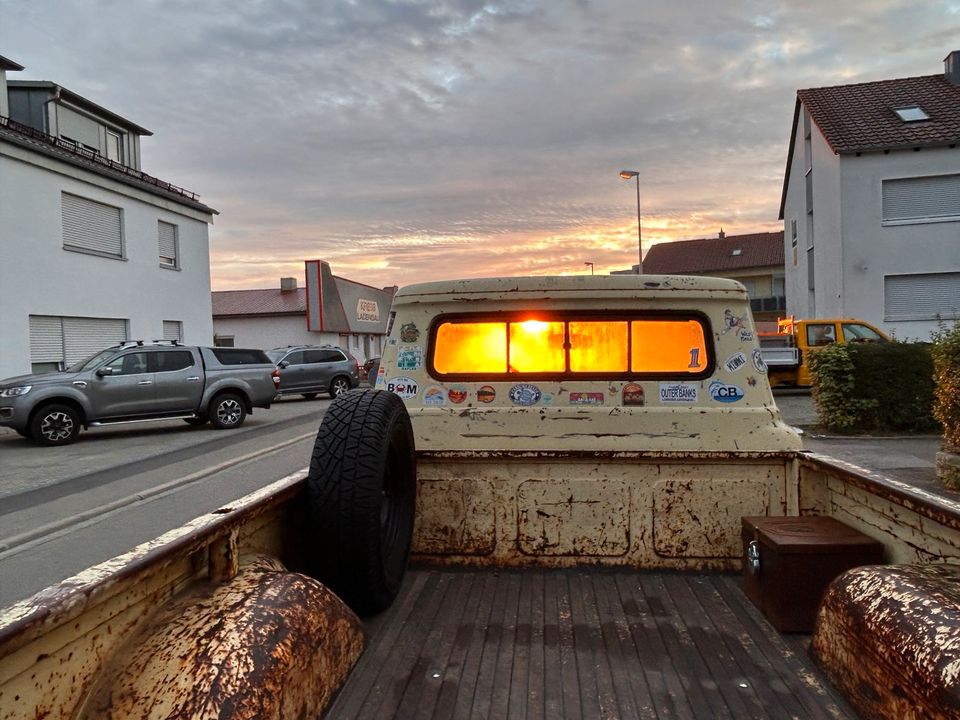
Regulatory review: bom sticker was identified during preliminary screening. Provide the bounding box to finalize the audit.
[477,385,496,403]
[621,384,645,406]
[508,383,542,406]
[386,376,419,399]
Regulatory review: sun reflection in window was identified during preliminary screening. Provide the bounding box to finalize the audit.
[509,320,564,372]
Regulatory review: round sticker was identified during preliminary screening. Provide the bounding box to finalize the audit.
[477,385,496,403]
[448,385,468,404]
[385,376,419,399]
[423,386,446,406]
[508,383,542,406]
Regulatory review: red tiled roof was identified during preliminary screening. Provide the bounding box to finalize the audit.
[212,288,306,317]
[642,232,784,275]
[799,74,960,154]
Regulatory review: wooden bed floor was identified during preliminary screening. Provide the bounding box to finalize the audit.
[325,568,856,719]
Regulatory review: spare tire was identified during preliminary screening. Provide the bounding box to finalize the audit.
[306,389,416,616]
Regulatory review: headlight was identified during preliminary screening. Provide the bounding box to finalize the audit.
[0,386,31,398]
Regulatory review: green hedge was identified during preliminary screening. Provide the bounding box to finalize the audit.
[808,342,939,434]
[932,323,960,452]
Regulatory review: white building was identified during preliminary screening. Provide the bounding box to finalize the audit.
[212,261,396,363]
[0,55,217,378]
[780,52,960,339]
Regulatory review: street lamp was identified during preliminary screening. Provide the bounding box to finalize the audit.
[584,261,594,275]
[619,170,643,274]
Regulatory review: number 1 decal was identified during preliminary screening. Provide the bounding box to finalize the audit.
[688,348,701,368]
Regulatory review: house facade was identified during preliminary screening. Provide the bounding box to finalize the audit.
[640,231,786,322]
[212,261,396,363]
[0,56,217,378]
[780,52,960,339]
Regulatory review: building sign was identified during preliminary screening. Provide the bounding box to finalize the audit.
[357,299,380,322]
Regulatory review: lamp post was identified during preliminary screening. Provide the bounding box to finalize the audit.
[584,261,594,275]
[619,170,643,274]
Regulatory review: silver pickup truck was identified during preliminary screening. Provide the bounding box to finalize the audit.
[0,342,279,446]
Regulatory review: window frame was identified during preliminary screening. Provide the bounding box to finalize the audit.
[427,310,715,382]
[158,220,180,269]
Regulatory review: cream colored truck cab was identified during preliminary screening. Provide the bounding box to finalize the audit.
[375,275,801,569]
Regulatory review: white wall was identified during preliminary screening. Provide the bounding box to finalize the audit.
[212,316,340,351]
[840,149,960,339]
[0,143,214,378]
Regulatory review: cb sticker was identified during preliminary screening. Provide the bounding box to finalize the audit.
[709,380,744,403]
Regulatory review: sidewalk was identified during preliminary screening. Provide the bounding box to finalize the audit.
[773,390,954,502]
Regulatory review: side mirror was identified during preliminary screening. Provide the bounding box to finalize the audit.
[96,366,114,377]
[278,361,290,369]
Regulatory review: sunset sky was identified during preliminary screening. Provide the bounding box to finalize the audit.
[2,1,957,290]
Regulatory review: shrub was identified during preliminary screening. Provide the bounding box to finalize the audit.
[932,323,960,453]
[809,341,938,433]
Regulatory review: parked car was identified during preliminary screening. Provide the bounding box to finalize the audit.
[266,345,360,399]
[361,357,380,385]
[0,342,279,446]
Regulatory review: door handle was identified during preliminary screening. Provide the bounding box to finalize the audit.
[73,381,87,388]
[186,376,201,382]
[137,380,153,385]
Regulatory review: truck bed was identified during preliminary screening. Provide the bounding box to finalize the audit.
[326,568,855,719]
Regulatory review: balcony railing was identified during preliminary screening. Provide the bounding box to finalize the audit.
[0,114,201,202]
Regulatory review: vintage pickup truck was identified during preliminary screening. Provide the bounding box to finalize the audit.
[0,342,279,446]
[1,276,958,719]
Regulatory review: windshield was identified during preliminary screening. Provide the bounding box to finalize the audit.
[842,324,886,342]
[65,348,120,373]
[265,349,288,363]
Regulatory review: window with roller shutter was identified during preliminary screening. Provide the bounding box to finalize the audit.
[884,272,960,321]
[28,315,128,372]
[882,175,960,225]
[158,220,179,268]
[61,193,124,258]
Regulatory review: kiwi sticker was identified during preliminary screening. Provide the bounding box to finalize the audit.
[399,322,420,343]
[386,376,418,399]
[724,351,747,373]
[622,384,645,406]
[423,386,446,406]
[477,385,496,403]
[396,346,423,371]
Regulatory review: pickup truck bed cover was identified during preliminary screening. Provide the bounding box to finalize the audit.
[328,567,854,719]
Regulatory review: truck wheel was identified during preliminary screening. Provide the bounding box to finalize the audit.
[209,393,246,429]
[329,375,351,398]
[31,404,81,446]
[306,389,416,616]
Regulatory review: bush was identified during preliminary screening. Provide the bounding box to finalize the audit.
[932,323,960,453]
[809,341,938,434]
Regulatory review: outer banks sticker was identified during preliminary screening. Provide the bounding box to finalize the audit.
[477,385,496,403]
[570,391,605,406]
[659,383,698,404]
[386,376,419,399]
[396,346,423,371]
[724,351,747,373]
[399,322,420,343]
[751,348,767,374]
[709,380,744,403]
[447,385,468,404]
[423,386,446,406]
[508,383,542,406]
[621,384,645,406]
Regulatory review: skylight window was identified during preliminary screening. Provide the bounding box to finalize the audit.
[894,106,930,122]
[731,248,742,256]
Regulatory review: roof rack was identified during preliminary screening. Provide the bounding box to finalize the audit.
[151,339,182,346]
[118,340,145,348]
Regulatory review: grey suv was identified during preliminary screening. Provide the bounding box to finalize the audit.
[266,345,360,399]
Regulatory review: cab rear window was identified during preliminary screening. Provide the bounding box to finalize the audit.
[430,314,711,379]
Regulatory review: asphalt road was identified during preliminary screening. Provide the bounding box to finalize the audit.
[0,395,332,608]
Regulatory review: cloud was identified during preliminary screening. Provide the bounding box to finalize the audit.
[2,0,955,289]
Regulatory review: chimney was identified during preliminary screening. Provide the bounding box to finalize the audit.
[718,227,726,240]
[945,51,960,85]
[280,277,297,293]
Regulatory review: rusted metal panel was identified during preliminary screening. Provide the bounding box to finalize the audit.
[653,478,770,558]
[76,555,363,720]
[517,479,629,556]
[413,478,497,555]
[811,564,960,720]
